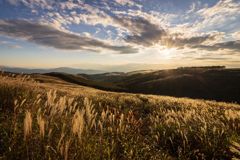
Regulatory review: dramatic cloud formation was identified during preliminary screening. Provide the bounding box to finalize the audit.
[112,16,167,47]
[111,16,224,51]
[190,40,240,53]
[0,19,138,54]
[1,0,240,70]
[2,0,240,55]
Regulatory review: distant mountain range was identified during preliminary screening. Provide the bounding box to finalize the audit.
[0,66,106,74]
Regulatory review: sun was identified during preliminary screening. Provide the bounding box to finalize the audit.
[156,45,172,57]
[162,49,171,55]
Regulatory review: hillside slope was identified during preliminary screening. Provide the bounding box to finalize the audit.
[123,69,240,103]
[3,68,240,104]
[44,72,126,92]
[82,68,240,103]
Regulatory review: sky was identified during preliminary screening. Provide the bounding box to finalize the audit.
[0,0,240,72]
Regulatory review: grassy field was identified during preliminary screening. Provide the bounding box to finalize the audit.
[1,69,240,159]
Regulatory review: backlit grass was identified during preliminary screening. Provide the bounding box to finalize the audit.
[1,69,240,159]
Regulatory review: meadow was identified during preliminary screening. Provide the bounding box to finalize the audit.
[1,68,240,159]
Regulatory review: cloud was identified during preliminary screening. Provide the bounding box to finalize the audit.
[3,0,240,56]
[112,16,167,47]
[31,9,38,15]
[165,0,240,36]
[83,32,91,37]
[66,11,172,46]
[7,0,19,6]
[231,31,240,38]
[113,0,142,9]
[40,12,238,54]
[190,0,240,32]
[111,16,223,49]
[0,41,11,43]
[196,0,240,18]
[112,10,127,15]
[7,0,54,9]
[0,19,138,54]
[9,45,22,49]
[161,34,221,50]
[60,0,83,10]
[36,46,46,49]
[112,9,177,28]
[186,2,196,14]
[190,40,240,52]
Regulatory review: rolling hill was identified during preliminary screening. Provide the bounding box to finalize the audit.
[81,68,240,104]
[2,67,240,104]
[44,72,126,92]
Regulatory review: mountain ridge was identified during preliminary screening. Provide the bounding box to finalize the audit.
[0,66,106,74]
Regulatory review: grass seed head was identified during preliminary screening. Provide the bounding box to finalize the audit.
[24,110,32,141]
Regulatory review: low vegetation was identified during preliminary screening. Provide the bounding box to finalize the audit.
[45,72,126,92]
[1,69,240,159]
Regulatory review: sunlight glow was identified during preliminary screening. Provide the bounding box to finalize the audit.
[156,48,173,59]
[163,49,171,55]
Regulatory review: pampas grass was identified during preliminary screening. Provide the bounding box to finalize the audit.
[2,70,240,159]
[24,110,32,141]
[37,108,45,138]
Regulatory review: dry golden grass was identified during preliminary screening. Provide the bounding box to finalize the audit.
[1,70,240,159]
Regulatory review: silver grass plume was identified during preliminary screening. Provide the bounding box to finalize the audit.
[24,110,32,141]
[72,109,85,143]
[37,108,45,138]
[84,97,95,127]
